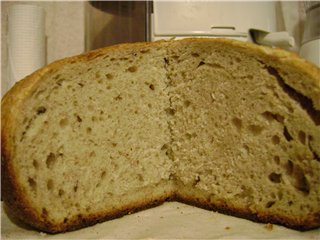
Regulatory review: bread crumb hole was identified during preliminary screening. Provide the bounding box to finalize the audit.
[101,171,106,180]
[46,153,56,169]
[265,201,275,208]
[64,218,68,223]
[298,131,306,145]
[283,126,293,141]
[37,106,47,115]
[149,84,155,90]
[293,166,310,194]
[191,52,200,57]
[58,189,65,197]
[197,61,205,68]
[32,160,39,169]
[184,100,191,107]
[28,177,37,192]
[272,135,280,145]
[47,179,54,190]
[285,160,294,175]
[87,127,92,134]
[76,115,82,122]
[268,172,282,183]
[273,156,280,165]
[138,174,144,182]
[128,66,137,72]
[89,151,96,157]
[59,118,69,128]
[106,73,113,80]
[262,111,284,123]
[232,117,242,131]
[248,124,263,135]
[165,108,176,116]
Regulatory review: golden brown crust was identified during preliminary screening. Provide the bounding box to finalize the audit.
[1,38,319,233]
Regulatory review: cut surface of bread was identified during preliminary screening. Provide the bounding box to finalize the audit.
[1,39,320,233]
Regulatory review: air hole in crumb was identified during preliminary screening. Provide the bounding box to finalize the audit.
[87,127,92,134]
[235,57,241,63]
[191,52,200,57]
[248,124,263,135]
[64,218,68,223]
[114,95,122,101]
[89,151,96,157]
[47,179,53,190]
[58,189,65,197]
[165,108,176,116]
[32,160,39,169]
[148,103,152,108]
[268,172,282,183]
[28,177,36,191]
[127,66,137,72]
[272,135,280,145]
[95,72,101,79]
[37,106,47,115]
[106,73,113,80]
[138,174,144,181]
[293,166,310,194]
[262,111,284,123]
[197,61,205,68]
[101,171,106,180]
[184,100,191,107]
[59,118,69,128]
[161,144,168,150]
[149,84,155,90]
[76,115,82,122]
[274,156,280,165]
[285,160,294,175]
[232,117,242,131]
[298,131,306,145]
[283,126,293,141]
[106,85,112,90]
[46,153,56,169]
[266,201,275,208]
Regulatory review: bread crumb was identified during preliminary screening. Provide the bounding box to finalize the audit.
[39,232,47,236]
[265,223,273,231]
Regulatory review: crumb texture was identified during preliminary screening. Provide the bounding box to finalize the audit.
[1,39,320,233]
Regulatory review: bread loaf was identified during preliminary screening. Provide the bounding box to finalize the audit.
[2,38,320,233]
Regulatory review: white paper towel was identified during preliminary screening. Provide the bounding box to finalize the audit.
[7,4,46,88]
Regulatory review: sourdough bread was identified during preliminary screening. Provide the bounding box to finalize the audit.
[1,38,320,233]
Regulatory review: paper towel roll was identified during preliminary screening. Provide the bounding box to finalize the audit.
[7,4,46,88]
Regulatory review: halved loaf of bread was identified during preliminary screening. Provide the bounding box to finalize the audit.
[2,38,320,233]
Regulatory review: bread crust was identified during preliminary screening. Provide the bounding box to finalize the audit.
[1,38,319,233]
